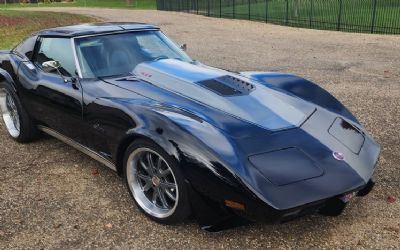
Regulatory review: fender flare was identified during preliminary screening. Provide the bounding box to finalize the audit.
[241,71,358,123]
[0,68,17,93]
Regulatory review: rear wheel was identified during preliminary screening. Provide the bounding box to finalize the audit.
[123,139,190,224]
[0,86,38,142]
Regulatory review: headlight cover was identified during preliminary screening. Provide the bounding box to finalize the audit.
[249,147,324,186]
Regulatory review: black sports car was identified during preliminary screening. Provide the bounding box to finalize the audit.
[0,23,379,231]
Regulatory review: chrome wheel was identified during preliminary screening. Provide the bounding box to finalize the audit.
[0,88,20,138]
[126,148,179,219]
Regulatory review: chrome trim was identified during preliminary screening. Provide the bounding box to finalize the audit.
[38,125,117,171]
[71,38,83,79]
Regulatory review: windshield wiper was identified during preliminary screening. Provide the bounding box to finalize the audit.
[111,72,139,81]
[96,71,134,79]
[152,56,169,61]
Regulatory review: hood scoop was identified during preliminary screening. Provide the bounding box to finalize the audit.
[197,75,255,96]
[134,59,315,131]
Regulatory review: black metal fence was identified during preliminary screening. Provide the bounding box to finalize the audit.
[156,0,400,34]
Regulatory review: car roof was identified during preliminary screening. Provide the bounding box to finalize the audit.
[37,22,160,37]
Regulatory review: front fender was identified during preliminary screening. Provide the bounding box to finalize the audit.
[241,71,358,123]
[0,68,17,93]
[120,103,246,187]
[113,103,264,227]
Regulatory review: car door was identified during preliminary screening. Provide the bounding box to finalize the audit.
[17,36,85,144]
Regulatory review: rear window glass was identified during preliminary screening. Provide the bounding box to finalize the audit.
[13,35,37,60]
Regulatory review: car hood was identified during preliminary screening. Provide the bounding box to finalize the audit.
[130,59,316,131]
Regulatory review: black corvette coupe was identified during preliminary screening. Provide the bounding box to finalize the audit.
[0,23,379,231]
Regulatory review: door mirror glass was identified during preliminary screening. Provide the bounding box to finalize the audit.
[42,60,60,73]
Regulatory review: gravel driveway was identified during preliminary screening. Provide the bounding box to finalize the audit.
[1,8,399,249]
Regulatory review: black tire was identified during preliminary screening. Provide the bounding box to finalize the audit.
[0,85,38,143]
[123,139,191,224]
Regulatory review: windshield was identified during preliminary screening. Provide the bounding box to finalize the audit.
[74,31,192,78]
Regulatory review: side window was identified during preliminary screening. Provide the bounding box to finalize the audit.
[13,35,38,60]
[34,37,76,77]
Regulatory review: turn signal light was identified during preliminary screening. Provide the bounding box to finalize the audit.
[224,200,245,211]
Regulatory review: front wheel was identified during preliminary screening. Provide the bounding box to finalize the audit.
[123,139,191,224]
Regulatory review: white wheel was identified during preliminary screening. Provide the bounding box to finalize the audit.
[0,88,21,138]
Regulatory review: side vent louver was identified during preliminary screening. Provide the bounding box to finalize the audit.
[197,75,255,96]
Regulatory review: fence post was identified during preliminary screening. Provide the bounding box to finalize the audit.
[337,0,343,31]
[309,0,314,28]
[286,0,289,25]
[248,0,251,20]
[233,0,235,19]
[220,0,222,17]
[371,0,377,33]
[207,0,210,16]
[265,0,268,23]
[196,0,199,14]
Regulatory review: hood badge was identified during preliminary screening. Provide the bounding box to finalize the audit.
[333,151,345,161]
[140,71,152,77]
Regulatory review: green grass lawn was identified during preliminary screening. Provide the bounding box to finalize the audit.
[0,0,156,9]
[229,0,399,31]
[0,10,97,49]
[180,0,400,34]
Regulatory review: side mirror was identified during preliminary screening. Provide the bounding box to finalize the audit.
[41,60,72,84]
[180,43,187,52]
[42,60,60,73]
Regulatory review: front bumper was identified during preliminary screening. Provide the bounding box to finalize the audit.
[238,179,375,223]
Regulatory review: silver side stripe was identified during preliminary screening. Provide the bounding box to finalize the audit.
[37,125,117,171]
